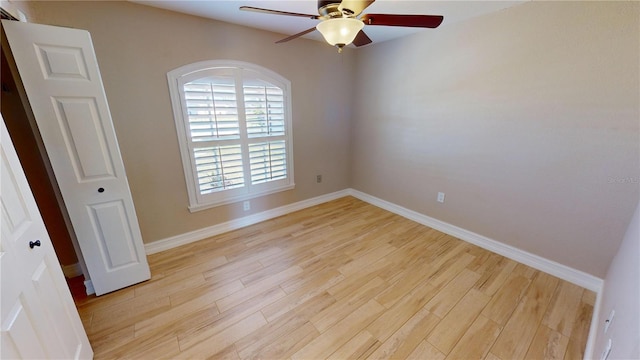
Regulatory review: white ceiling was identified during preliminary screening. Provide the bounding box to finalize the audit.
[133,0,525,46]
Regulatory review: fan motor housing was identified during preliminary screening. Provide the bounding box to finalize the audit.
[317,1,343,17]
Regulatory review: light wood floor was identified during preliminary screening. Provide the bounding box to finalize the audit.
[77,196,595,359]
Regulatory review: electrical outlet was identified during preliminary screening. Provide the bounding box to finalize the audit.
[316,174,322,183]
[437,192,445,203]
[243,201,250,211]
[604,310,615,333]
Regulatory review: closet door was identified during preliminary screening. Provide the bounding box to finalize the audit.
[2,20,150,295]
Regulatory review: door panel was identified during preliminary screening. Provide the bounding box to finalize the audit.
[53,97,116,180]
[2,20,150,295]
[35,44,90,81]
[32,259,83,356]
[89,200,139,268]
[1,117,93,359]
[2,300,48,359]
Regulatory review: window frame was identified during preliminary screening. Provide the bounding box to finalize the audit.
[167,60,295,212]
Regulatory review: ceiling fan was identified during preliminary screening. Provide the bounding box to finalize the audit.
[240,0,444,52]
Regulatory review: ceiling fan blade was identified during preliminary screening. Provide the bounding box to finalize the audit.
[352,30,372,47]
[240,6,319,19]
[275,27,317,43]
[361,14,444,28]
[338,0,375,16]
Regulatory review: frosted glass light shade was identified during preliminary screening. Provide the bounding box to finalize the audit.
[316,18,364,46]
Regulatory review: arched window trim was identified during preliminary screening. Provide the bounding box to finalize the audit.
[167,60,295,212]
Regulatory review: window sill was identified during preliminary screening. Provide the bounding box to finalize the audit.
[187,183,296,213]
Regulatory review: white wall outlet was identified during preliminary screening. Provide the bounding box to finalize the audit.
[604,309,615,333]
[243,201,250,211]
[437,192,445,203]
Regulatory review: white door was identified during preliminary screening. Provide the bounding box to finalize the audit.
[2,20,150,295]
[1,117,93,359]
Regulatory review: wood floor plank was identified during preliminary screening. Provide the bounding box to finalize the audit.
[485,352,503,360]
[237,250,289,284]
[149,253,228,280]
[327,258,392,301]
[374,261,434,309]
[168,278,245,308]
[339,243,398,276]
[542,281,584,337]
[247,321,320,360]
[136,272,208,299]
[425,268,481,317]
[216,265,302,313]
[134,289,221,337]
[97,333,181,360]
[375,244,472,309]
[425,251,476,291]
[481,273,532,325]
[406,340,446,360]
[512,263,538,279]
[582,289,596,306]
[490,272,559,360]
[368,307,441,359]
[445,315,502,360]
[202,256,264,285]
[563,293,595,360]
[235,292,335,359]
[211,345,241,360]
[367,281,438,342]
[175,286,285,345]
[474,257,519,296]
[89,293,171,335]
[327,330,381,360]
[74,196,594,360]
[523,325,569,360]
[292,299,386,360]
[76,287,135,316]
[427,288,491,354]
[178,311,267,357]
[311,276,388,332]
[465,247,499,273]
[86,325,134,356]
[260,269,345,322]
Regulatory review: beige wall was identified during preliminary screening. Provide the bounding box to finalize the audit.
[21,1,355,243]
[351,1,639,277]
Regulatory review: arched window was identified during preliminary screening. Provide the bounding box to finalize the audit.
[167,60,294,211]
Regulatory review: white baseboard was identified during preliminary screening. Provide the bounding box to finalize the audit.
[583,287,604,359]
[84,279,95,295]
[144,187,603,292]
[62,263,83,278]
[348,189,604,293]
[144,189,351,255]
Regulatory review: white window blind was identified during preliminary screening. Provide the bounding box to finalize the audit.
[168,61,294,211]
[249,140,287,184]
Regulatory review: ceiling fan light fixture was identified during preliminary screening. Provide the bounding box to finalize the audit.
[316,18,364,47]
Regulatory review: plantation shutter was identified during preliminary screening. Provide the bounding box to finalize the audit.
[184,76,245,194]
[172,63,294,209]
[243,79,287,185]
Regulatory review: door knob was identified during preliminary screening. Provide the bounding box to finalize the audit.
[98,187,105,193]
[29,240,41,249]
